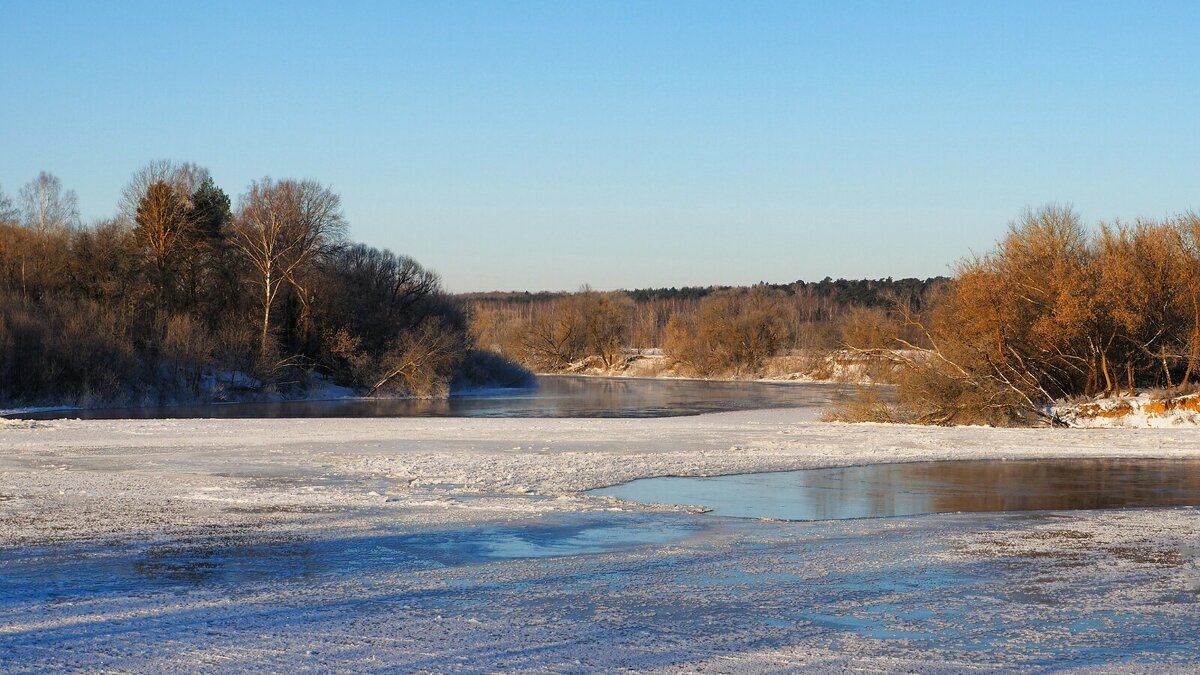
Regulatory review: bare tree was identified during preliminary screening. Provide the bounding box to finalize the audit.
[365,318,468,397]
[318,243,446,360]
[510,289,634,372]
[4,174,77,300]
[19,172,79,232]
[0,184,18,224]
[119,160,208,221]
[228,178,347,356]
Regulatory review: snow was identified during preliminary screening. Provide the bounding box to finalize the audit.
[0,405,78,417]
[1055,392,1200,428]
[2,409,1199,671]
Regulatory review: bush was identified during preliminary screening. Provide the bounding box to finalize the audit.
[663,286,795,377]
[836,306,898,350]
[831,205,1200,426]
[501,290,634,372]
[162,314,215,396]
[0,295,143,405]
[821,386,905,423]
[364,318,469,398]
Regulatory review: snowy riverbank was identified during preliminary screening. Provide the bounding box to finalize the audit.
[2,410,1199,671]
[554,348,887,384]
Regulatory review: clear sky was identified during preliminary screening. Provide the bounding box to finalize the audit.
[2,1,1198,292]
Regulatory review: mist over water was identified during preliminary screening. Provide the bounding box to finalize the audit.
[11,375,848,420]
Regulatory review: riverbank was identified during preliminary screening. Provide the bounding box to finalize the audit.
[553,348,891,383]
[1,380,538,421]
[0,373,361,419]
[1053,391,1200,428]
[2,411,1199,670]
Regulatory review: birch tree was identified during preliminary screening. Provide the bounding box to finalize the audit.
[11,173,77,299]
[0,184,18,224]
[19,172,79,232]
[228,178,346,356]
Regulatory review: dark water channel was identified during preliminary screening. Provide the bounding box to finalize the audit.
[9,375,847,420]
[591,459,1200,520]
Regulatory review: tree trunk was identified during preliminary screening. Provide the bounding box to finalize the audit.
[260,271,273,357]
[1185,294,1200,386]
[157,257,169,314]
[1100,351,1113,395]
[288,278,314,354]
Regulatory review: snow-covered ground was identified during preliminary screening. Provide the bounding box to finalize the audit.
[2,410,1199,671]
[1055,392,1200,428]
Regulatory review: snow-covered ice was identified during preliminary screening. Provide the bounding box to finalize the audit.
[1,409,1199,671]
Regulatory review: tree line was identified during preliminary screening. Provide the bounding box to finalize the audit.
[468,278,943,377]
[623,276,941,309]
[12,169,1161,428]
[0,163,527,406]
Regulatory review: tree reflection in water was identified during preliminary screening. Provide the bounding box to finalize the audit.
[593,459,1200,520]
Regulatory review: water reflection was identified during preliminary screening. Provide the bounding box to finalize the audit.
[10,375,846,420]
[591,459,1200,520]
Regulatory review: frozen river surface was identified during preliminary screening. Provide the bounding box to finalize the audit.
[1,386,1199,672]
[4,509,1197,672]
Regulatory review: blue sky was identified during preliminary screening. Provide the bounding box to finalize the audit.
[2,1,1198,291]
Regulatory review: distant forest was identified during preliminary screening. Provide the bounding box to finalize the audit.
[467,277,946,375]
[0,164,527,406]
[465,276,940,308]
